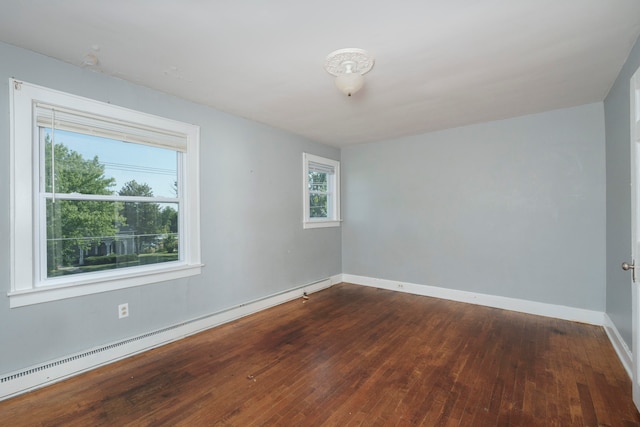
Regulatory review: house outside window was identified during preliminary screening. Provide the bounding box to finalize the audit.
[9,80,202,307]
[303,153,340,229]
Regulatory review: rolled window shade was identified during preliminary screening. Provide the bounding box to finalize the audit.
[35,103,187,152]
[308,161,335,175]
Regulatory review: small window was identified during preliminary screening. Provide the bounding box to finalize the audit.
[303,153,340,228]
[9,80,201,307]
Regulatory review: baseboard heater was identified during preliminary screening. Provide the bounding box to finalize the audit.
[1,319,189,384]
[0,277,335,401]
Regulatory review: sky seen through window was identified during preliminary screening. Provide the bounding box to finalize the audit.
[44,128,178,198]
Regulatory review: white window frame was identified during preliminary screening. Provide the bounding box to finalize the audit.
[9,79,202,308]
[303,153,341,229]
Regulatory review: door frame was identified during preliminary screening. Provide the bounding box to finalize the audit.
[631,65,640,411]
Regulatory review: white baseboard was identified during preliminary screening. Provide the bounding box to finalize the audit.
[342,274,605,325]
[1,273,630,401]
[0,275,339,401]
[604,314,633,379]
[342,274,635,381]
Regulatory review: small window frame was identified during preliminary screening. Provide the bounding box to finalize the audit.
[9,79,202,308]
[302,153,341,229]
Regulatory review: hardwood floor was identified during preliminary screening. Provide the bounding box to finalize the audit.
[1,283,638,426]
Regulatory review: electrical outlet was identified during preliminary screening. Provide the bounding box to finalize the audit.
[397,283,404,289]
[118,303,129,319]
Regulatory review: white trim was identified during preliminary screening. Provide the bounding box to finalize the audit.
[8,264,203,308]
[631,66,640,411]
[344,275,635,381]
[8,79,201,306]
[342,274,605,325]
[302,152,341,228]
[604,314,633,379]
[4,273,631,402]
[303,219,342,229]
[338,276,633,384]
[0,276,338,401]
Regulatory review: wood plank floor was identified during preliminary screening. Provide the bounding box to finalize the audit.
[1,283,638,426]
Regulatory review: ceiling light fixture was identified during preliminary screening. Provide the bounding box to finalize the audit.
[324,48,374,97]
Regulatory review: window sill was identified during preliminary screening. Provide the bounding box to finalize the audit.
[8,263,203,308]
[303,219,342,229]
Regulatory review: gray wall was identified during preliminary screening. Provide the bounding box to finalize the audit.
[342,103,606,311]
[3,32,635,377]
[605,35,640,348]
[0,42,341,375]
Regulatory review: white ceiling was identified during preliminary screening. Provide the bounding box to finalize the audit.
[1,1,639,147]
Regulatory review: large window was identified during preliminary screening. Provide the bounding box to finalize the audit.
[9,80,201,307]
[303,153,340,228]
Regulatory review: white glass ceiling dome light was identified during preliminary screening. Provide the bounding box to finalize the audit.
[324,48,375,97]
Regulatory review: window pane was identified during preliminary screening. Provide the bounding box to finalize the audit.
[308,171,328,192]
[309,194,328,218]
[46,200,179,278]
[42,128,178,198]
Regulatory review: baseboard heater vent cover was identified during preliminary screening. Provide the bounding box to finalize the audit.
[0,276,335,401]
[1,319,190,386]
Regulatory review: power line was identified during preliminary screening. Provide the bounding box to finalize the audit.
[101,161,176,176]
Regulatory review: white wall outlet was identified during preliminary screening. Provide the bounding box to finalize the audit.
[397,283,404,289]
[118,303,129,319]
